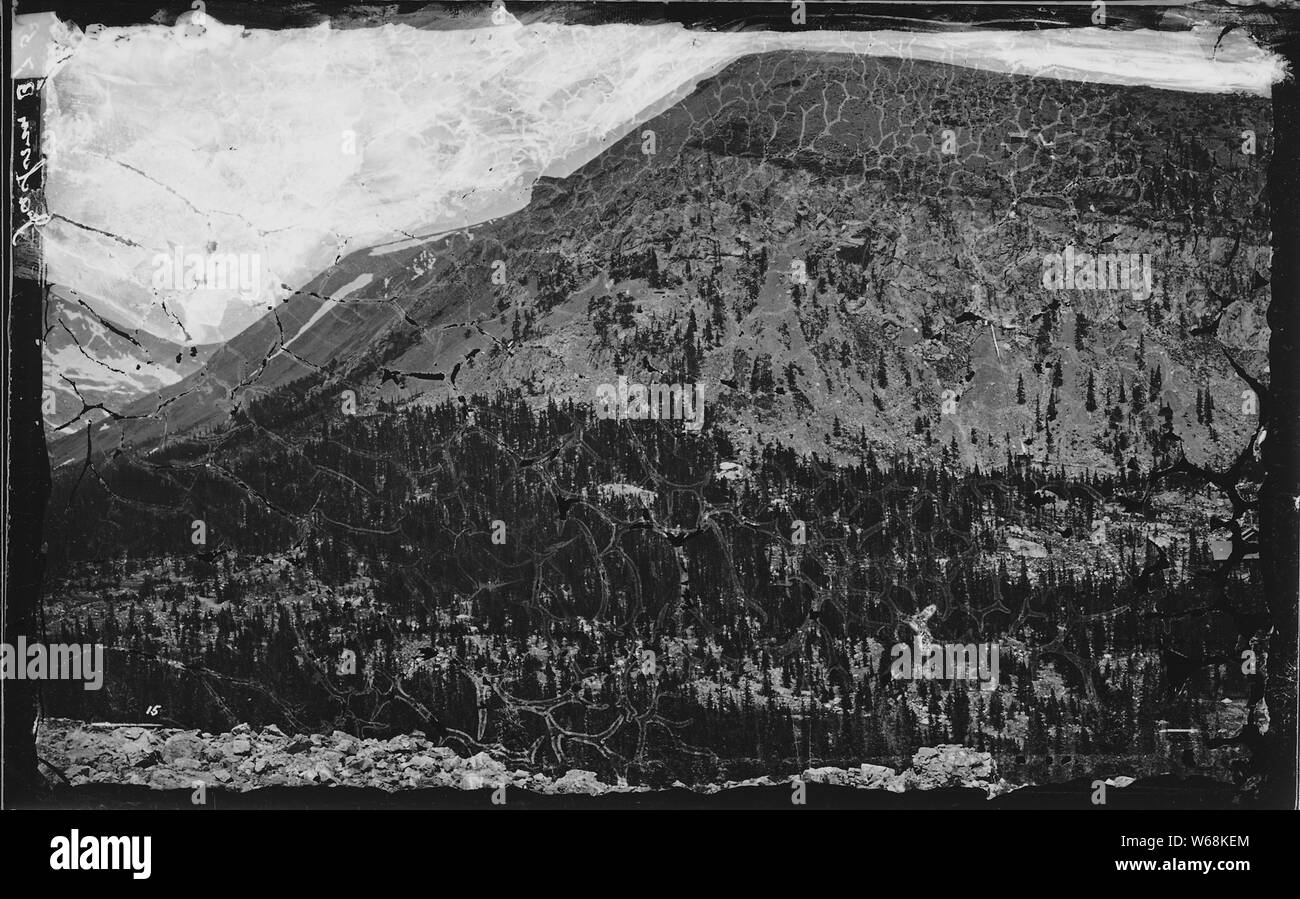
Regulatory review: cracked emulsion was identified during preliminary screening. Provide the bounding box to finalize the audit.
[23,13,1280,797]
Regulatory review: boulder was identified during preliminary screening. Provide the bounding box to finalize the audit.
[161,732,205,764]
[133,750,163,769]
[906,745,998,790]
[802,766,855,786]
[859,763,896,787]
[797,764,897,789]
[552,769,607,795]
[386,734,427,751]
[118,732,155,762]
[148,768,193,790]
[463,751,507,774]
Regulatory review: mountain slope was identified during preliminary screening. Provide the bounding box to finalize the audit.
[43,287,220,431]
[53,51,1271,474]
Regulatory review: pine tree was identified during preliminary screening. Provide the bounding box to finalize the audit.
[988,690,1005,731]
[950,686,972,744]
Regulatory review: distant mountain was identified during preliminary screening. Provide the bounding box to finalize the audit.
[51,52,1271,474]
[43,287,219,432]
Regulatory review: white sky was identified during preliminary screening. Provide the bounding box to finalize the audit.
[19,9,1288,344]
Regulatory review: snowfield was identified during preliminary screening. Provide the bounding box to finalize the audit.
[29,10,1283,346]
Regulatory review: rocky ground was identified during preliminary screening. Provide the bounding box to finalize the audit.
[37,719,1088,798]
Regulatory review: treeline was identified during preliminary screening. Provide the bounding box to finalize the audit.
[41,390,1256,780]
